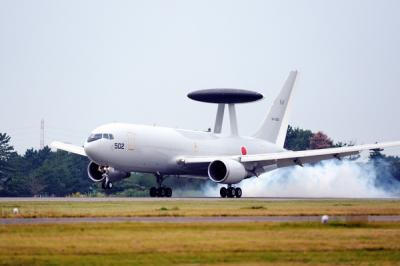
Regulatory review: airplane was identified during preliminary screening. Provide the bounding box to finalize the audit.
[51,71,400,198]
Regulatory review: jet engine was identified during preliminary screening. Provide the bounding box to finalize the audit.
[207,159,248,184]
[87,162,130,183]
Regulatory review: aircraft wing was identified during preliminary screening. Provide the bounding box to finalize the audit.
[241,141,400,167]
[181,141,400,168]
[50,141,86,157]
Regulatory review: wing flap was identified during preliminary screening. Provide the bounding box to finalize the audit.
[50,141,86,156]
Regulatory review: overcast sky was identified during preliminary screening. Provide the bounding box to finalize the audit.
[1,0,400,154]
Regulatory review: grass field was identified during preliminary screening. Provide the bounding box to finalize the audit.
[1,199,400,265]
[1,199,400,218]
[0,221,400,265]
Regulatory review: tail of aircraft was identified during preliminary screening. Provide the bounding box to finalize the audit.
[253,70,298,148]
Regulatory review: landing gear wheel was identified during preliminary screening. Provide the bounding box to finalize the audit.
[102,180,112,190]
[165,187,172,198]
[157,187,165,197]
[150,187,157,197]
[227,187,235,198]
[220,187,227,198]
[151,173,173,197]
[235,187,242,198]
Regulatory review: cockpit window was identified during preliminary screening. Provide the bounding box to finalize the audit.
[87,133,115,142]
[87,133,102,143]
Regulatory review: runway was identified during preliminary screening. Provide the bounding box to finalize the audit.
[0,197,398,202]
[1,215,400,225]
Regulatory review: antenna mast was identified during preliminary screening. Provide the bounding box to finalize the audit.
[40,119,44,150]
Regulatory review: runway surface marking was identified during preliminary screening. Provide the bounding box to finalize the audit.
[1,215,400,224]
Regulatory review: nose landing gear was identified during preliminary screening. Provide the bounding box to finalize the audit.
[220,186,242,198]
[102,180,113,190]
[149,173,173,198]
[101,171,113,190]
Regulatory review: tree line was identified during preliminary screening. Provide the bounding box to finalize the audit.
[0,127,399,197]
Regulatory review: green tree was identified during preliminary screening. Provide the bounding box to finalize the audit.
[284,126,313,151]
[37,150,91,196]
[5,146,92,197]
[0,133,15,195]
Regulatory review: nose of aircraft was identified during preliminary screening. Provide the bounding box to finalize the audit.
[83,142,96,160]
[84,128,115,164]
[84,138,110,166]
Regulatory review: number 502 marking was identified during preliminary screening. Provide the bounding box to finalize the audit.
[114,143,125,150]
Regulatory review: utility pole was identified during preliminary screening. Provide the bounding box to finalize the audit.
[40,119,44,150]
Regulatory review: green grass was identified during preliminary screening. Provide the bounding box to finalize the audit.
[1,199,400,265]
[1,199,400,218]
[0,222,399,265]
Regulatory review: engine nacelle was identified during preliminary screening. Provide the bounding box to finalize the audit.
[208,159,247,184]
[87,162,131,183]
[87,162,105,182]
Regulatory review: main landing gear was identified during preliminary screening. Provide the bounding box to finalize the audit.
[220,186,242,198]
[149,173,173,198]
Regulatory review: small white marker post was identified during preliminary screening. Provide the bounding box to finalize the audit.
[321,215,329,224]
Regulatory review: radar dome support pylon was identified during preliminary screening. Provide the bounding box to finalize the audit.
[214,103,225,134]
[187,88,263,136]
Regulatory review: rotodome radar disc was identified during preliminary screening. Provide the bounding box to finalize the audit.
[187,89,263,104]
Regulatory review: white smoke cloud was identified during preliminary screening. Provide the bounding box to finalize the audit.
[202,159,400,198]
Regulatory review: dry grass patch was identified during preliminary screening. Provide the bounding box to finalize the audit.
[0,222,399,265]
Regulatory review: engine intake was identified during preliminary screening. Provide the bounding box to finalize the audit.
[87,162,105,182]
[208,159,247,184]
[87,162,131,183]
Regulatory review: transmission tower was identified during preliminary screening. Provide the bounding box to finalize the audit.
[40,119,44,150]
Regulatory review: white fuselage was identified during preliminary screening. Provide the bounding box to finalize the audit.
[83,123,284,177]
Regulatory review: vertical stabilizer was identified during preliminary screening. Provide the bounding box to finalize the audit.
[254,71,298,147]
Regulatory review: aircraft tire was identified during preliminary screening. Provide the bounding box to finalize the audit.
[101,181,106,190]
[220,187,227,198]
[107,182,113,189]
[157,187,165,197]
[150,187,157,197]
[235,187,242,198]
[165,187,172,197]
[227,187,235,198]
